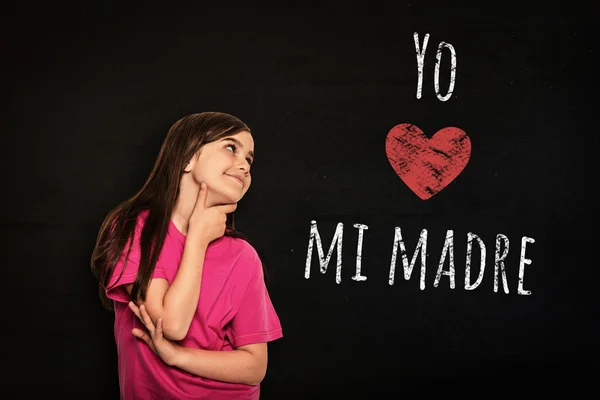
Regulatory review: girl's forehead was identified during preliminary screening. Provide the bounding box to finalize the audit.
[231,130,252,140]
[226,131,254,147]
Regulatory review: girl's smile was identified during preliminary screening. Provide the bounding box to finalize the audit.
[225,173,245,187]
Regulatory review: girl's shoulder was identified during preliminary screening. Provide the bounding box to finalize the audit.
[221,235,259,260]
[206,236,263,281]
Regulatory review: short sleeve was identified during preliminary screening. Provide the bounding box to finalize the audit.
[229,252,283,348]
[105,216,168,304]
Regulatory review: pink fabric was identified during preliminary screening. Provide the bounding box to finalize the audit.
[106,210,283,399]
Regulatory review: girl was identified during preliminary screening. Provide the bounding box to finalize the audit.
[91,112,283,400]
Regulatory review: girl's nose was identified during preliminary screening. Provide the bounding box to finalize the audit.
[237,159,250,173]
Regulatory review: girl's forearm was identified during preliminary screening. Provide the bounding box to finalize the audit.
[169,346,266,386]
[161,234,208,340]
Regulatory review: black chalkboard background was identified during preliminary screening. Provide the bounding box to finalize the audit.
[4,1,597,398]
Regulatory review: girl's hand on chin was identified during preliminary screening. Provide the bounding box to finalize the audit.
[188,183,237,245]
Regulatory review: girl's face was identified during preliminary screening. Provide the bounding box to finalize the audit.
[185,130,254,204]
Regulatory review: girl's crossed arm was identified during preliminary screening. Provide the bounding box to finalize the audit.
[124,237,208,341]
[129,302,267,386]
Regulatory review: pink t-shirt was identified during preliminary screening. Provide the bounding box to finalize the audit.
[106,210,283,399]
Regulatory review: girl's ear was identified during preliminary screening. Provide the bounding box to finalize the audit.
[184,151,199,173]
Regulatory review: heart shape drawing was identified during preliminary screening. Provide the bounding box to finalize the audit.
[385,123,471,200]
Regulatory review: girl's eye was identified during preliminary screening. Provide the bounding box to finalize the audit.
[226,144,236,152]
[246,157,253,165]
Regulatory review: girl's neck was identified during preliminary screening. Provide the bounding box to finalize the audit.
[171,177,198,236]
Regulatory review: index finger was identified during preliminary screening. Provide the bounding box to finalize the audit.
[196,182,208,208]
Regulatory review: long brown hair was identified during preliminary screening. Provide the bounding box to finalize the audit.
[91,112,263,311]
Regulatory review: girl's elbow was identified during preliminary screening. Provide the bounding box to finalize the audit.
[162,321,188,341]
[248,363,267,386]
[164,331,186,341]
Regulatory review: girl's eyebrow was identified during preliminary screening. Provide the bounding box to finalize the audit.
[222,137,254,159]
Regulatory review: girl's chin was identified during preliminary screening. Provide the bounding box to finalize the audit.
[212,190,242,205]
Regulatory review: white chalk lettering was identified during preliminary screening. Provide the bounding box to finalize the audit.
[388,227,428,290]
[517,236,535,295]
[434,230,456,289]
[304,220,536,295]
[413,32,430,100]
[414,32,457,101]
[304,220,344,284]
[464,232,486,290]
[434,41,457,101]
[494,234,510,294]
[352,223,368,282]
